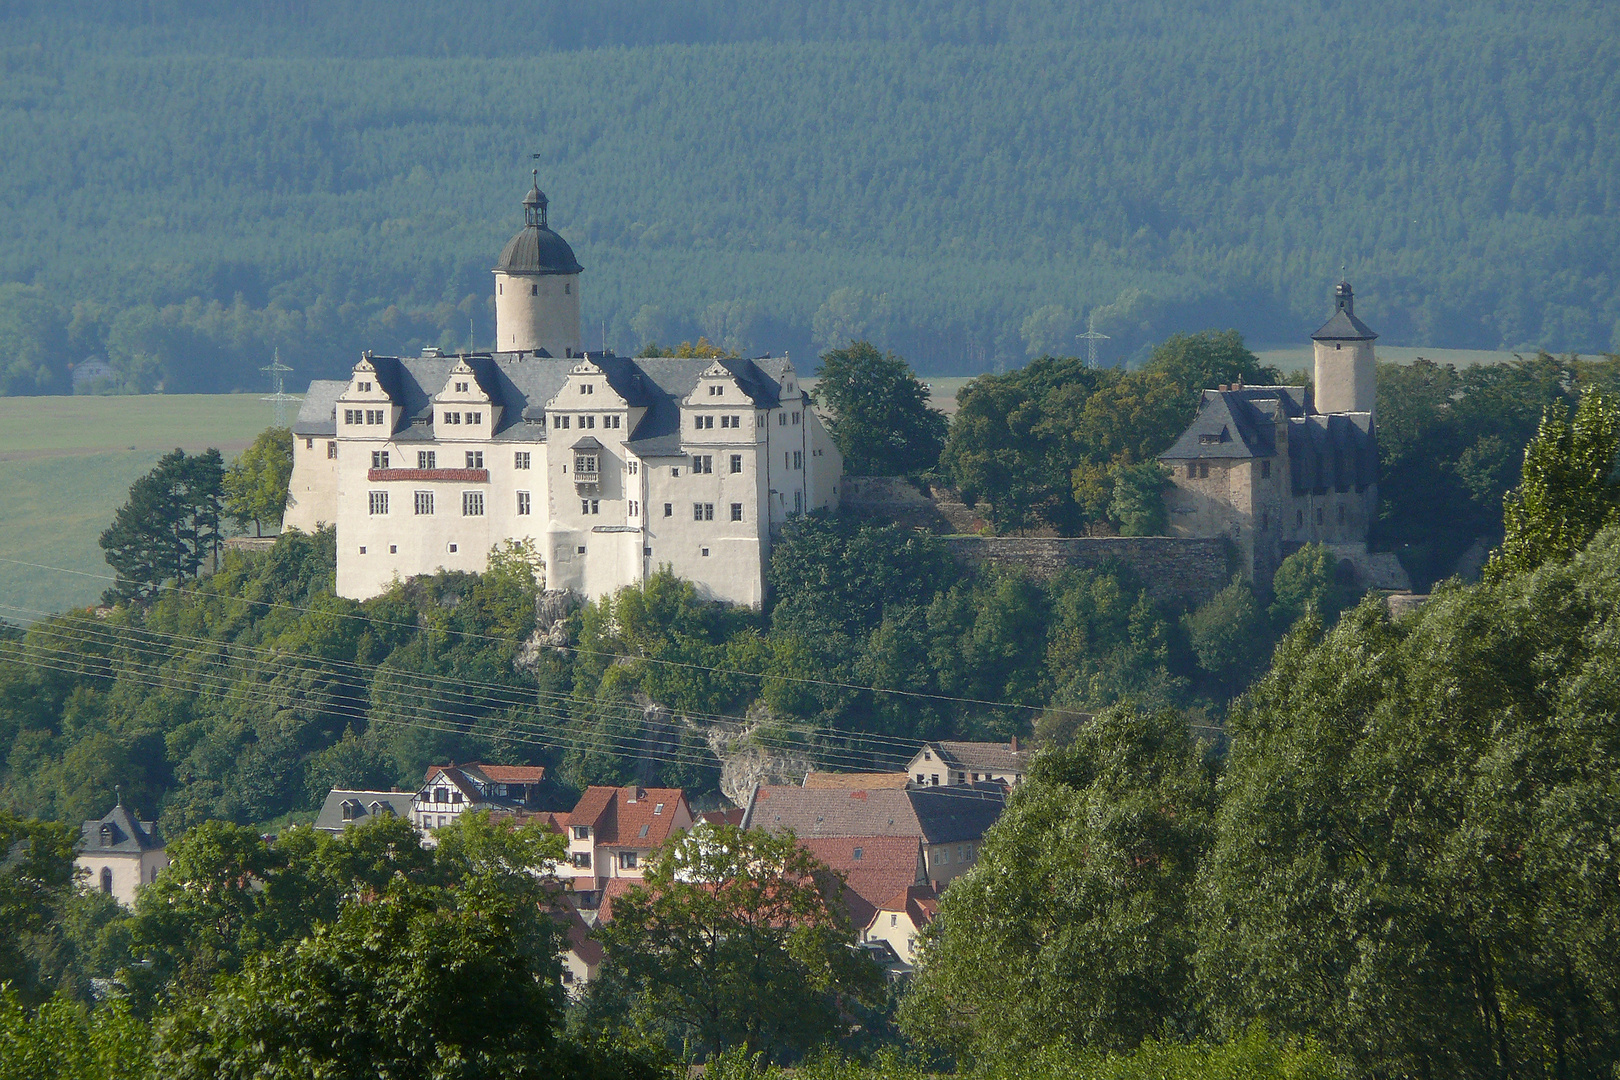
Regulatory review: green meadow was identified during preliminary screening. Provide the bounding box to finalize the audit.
[0,394,275,619]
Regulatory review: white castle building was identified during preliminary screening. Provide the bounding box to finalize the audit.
[285,176,842,604]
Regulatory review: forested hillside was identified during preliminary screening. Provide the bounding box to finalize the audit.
[1,0,1616,394]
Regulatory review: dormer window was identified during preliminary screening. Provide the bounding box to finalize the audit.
[99,822,114,846]
[341,800,360,821]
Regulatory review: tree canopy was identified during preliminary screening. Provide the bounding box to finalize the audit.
[812,341,946,475]
[97,449,224,602]
[222,428,293,538]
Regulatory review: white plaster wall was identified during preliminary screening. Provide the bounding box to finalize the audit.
[924,842,976,888]
[494,272,581,357]
[284,435,339,533]
[76,850,168,909]
[1314,339,1377,416]
[865,909,924,966]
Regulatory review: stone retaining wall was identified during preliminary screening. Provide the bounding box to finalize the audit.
[942,536,1231,607]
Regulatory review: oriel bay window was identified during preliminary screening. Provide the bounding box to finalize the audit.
[574,453,599,481]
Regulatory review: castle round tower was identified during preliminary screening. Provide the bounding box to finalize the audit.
[1311,280,1377,416]
[493,173,583,357]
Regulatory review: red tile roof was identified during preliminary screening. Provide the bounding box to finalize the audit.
[476,764,547,782]
[595,877,644,925]
[802,771,911,789]
[869,882,939,933]
[699,808,745,826]
[566,786,688,847]
[798,835,925,930]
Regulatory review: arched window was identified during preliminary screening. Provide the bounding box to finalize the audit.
[99,867,113,894]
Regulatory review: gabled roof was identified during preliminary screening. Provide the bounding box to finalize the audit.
[423,766,486,804]
[78,804,163,854]
[869,882,939,932]
[314,789,415,833]
[803,771,911,789]
[298,351,790,449]
[798,835,926,930]
[1160,386,1308,461]
[566,786,688,847]
[594,877,644,924]
[743,783,1007,846]
[473,764,547,783]
[924,741,1029,774]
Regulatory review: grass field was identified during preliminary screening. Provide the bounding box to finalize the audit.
[0,394,279,620]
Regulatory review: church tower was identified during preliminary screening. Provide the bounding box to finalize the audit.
[493,172,584,357]
[1311,279,1377,415]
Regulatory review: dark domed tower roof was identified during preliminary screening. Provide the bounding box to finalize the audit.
[494,171,584,276]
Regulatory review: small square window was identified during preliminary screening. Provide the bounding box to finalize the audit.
[389,544,397,554]
[359,545,367,554]
[448,543,458,553]
[577,545,586,554]
[701,547,710,557]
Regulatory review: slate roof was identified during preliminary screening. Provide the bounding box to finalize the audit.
[495,222,584,276]
[1159,386,1309,461]
[1312,308,1378,341]
[926,741,1030,774]
[78,805,163,854]
[798,835,926,930]
[314,790,415,833]
[294,351,789,456]
[742,783,1006,846]
[566,786,688,847]
[293,380,346,436]
[802,771,912,789]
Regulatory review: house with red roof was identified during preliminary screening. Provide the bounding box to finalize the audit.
[864,882,938,971]
[560,785,693,891]
[796,835,927,933]
[411,762,547,831]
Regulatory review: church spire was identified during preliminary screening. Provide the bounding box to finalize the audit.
[523,169,548,229]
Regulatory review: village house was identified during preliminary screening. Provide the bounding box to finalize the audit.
[864,883,939,972]
[285,175,842,606]
[740,781,1005,890]
[1160,280,1409,590]
[559,785,694,892]
[76,801,168,908]
[412,763,547,831]
[905,739,1029,788]
[798,834,929,934]
[314,789,414,834]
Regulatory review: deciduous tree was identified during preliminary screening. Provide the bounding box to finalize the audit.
[812,341,947,476]
[222,427,293,538]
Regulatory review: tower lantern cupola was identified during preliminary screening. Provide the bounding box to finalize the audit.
[1311,278,1378,416]
[523,170,548,229]
[1334,279,1354,316]
[493,169,583,357]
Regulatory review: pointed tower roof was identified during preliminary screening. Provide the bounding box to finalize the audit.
[1312,279,1378,341]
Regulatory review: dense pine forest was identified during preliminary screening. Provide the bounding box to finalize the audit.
[2,0,1618,394]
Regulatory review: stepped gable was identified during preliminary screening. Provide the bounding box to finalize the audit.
[798,835,926,930]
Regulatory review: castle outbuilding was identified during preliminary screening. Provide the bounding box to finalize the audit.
[285,178,843,605]
[1159,281,1409,590]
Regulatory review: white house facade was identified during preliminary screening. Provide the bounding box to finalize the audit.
[285,179,842,606]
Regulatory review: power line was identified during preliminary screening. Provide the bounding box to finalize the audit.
[259,349,301,428]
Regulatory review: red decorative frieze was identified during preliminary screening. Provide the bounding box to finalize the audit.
[368,468,489,482]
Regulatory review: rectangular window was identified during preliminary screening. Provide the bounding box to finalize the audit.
[369,491,388,515]
[1316,507,1324,525]
[730,454,742,474]
[344,409,357,425]
[562,415,571,429]
[415,491,434,515]
[794,491,803,514]
[778,413,786,426]
[792,411,800,425]
[1187,463,1195,478]
[608,415,621,429]
[701,547,710,557]
[371,450,389,468]
[628,500,639,517]
[573,825,590,840]
[515,451,531,469]
[720,415,732,428]
[694,415,714,430]
[1338,504,1346,524]
[444,411,460,425]
[580,383,594,394]
[1296,509,1304,527]
[455,381,468,393]
[793,450,803,469]
[570,852,591,869]
[664,503,673,517]
[584,415,595,429]
[418,451,436,470]
[709,384,722,396]
[1198,462,1210,479]
[467,411,481,425]
[368,409,384,425]
[465,451,483,469]
[618,851,638,870]
[462,491,484,516]
[691,455,712,474]
[581,499,590,514]
[1261,459,1271,479]
[517,491,531,515]
[693,503,714,521]
[730,503,743,521]
[305,437,314,450]
[327,441,337,459]
[628,460,639,475]
[590,500,600,514]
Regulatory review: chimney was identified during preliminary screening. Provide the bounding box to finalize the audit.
[1234,377,1243,390]
[1010,736,1019,752]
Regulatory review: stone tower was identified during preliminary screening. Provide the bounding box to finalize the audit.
[1311,280,1377,416]
[493,172,584,357]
